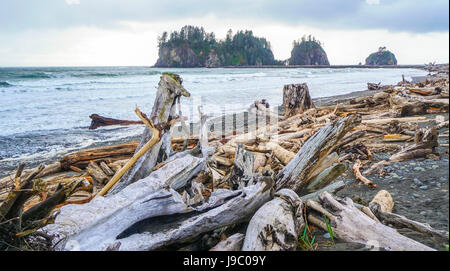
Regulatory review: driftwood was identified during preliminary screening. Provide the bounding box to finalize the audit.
[282,83,315,118]
[209,233,245,251]
[389,127,438,162]
[369,190,394,213]
[60,142,138,170]
[265,142,296,166]
[89,114,143,130]
[370,203,449,240]
[276,114,361,193]
[42,153,205,249]
[242,189,304,251]
[44,176,273,251]
[306,192,435,251]
[306,163,347,193]
[352,160,376,188]
[86,161,108,185]
[109,73,191,194]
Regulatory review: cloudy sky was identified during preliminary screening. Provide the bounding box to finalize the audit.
[0,0,448,66]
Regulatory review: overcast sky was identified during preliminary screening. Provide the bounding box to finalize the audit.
[0,0,448,66]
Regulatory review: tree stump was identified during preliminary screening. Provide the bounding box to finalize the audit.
[282,83,315,118]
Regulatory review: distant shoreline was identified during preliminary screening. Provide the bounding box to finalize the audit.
[151,64,427,69]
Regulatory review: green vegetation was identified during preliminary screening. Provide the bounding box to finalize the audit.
[289,35,330,65]
[324,214,334,243]
[155,25,281,67]
[365,47,398,65]
[298,220,318,251]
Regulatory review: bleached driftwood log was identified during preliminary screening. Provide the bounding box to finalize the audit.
[242,189,304,251]
[48,177,274,251]
[210,233,245,251]
[282,83,315,118]
[42,154,205,249]
[224,144,256,189]
[276,114,361,193]
[390,126,438,162]
[109,73,190,194]
[306,192,435,251]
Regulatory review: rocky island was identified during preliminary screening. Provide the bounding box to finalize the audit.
[155,25,281,67]
[288,36,330,65]
[365,47,398,65]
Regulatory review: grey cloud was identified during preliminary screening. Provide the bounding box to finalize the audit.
[0,0,448,33]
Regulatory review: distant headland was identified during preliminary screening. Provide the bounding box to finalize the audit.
[154,25,400,68]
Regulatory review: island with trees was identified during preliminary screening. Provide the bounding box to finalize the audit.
[365,47,398,65]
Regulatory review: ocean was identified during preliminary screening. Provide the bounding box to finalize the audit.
[0,66,427,174]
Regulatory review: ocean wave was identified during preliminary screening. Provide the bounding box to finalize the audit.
[16,72,53,79]
[0,81,13,87]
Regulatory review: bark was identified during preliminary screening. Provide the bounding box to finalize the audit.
[276,114,361,193]
[242,189,304,251]
[389,127,438,162]
[282,83,315,118]
[86,161,108,185]
[89,114,143,130]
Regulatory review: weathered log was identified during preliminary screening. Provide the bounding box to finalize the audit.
[367,82,381,90]
[329,130,366,153]
[370,203,449,240]
[0,164,45,221]
[42,153,205,249]
[306,163,347,193]
[45,176,273,251]
[253,153,267,172]
[369,190,394,213]
[86,161,108,184]
[224,144,256,189]
[362,116,428,125]
[99,162,115,176]
[209,233,245,251]
[60,142,138,170]
[110,73,191,194]
[21,178,88,226]
[89,114,143,130]
[352,159,376,188]
[271,129,312,142]
[242,189,304,251]
[107,159,128,173]
[306,192,435,251]
[265,142,296,166]
[389,127,438,162]
[383,134,412,142]
[282,83,315,118]
[276,114,361,193]
[300,180,345,201]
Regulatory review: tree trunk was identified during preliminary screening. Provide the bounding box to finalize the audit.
[242,189,304,251]
[89,114,143,130]
[109,73,191,194]
[282,83,315,118]
[276,114,361,193]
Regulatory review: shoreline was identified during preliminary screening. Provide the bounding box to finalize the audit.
[0,86,388,178]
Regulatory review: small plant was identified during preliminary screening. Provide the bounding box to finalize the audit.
[446,244,449,251]
[298,220,317,251]
[323,214,334,244]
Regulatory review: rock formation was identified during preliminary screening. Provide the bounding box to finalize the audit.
[365,47,397,65]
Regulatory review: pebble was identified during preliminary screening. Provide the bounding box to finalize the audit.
[410,162,417,166]
[323,233,331,239]
[420,211,427,216]
[429,181,436,185]
[413,178,422,185]
[419,185,428,190]
[431,165,439,170]
[414,167,425,172]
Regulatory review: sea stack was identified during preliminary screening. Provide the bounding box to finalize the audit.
[365,47,397,65]
[288,35,330,65]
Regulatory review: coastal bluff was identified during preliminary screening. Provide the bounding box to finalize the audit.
[365,47,398,65]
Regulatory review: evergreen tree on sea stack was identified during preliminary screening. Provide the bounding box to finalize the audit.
[365,46,398,65]
[288,35,330,65]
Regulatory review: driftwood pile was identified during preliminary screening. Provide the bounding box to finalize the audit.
[0,69,448,251]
